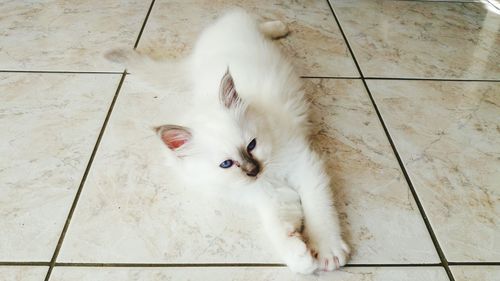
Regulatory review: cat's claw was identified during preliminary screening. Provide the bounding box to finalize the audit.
[313,238,350,272]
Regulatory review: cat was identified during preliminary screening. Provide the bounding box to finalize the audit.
[106,9,349,274]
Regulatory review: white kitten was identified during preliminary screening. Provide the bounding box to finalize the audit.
[107,9,349,274]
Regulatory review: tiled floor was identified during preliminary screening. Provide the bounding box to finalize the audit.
[0,0,498,281]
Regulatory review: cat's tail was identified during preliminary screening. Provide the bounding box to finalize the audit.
[104,48,189,93]
[259,20,289,39]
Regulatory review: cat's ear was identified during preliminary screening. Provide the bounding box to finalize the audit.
[219,69,241,109]
[154,125,191,150]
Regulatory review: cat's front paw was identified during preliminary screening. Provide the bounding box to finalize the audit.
[310,238,350,271]
[282,236,318,274]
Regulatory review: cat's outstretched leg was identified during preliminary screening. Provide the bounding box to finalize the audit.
[256,187,317,274]
[287,144,350,271]
[259,20,289,39]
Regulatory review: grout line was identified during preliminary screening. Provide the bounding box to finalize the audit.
[300,77,500,82]
[55,263,286,268]
[448,262,500,266]
[3,261,496,268]
[300,75,360,79]
[363,46,459,281]
[364,77,500,83]
[346,263,442,267]
[393,0,480,3]
[323,1,362,78]
[325,1,457,281]
[0,70,123,74]
[4,261,496,268]
[52,262,442,268]
[0,70,496,83]
[482,0,500,11]
[0,262,50,266]
[485,0,500,10]
[134,0,156,49]
[43,72,127,281]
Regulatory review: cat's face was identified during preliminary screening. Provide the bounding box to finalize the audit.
[156,70,274,185]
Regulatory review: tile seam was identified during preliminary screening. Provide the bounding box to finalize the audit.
[134,0,157,49]
[43,72,127,281]
[324,1,457,281]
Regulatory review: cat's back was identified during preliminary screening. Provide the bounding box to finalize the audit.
[186,9,307,128]
[189,10,299,100]
[191,9,270,66]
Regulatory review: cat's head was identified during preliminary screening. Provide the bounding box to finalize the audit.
[155,70,275,186]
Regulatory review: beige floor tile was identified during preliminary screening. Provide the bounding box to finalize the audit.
[0,73,121,261]
[451,266,500,281]
[0,0,150,71]
[138,0,359,77]
[0,266,48,281]
[332,1,500,79]
[369,80,500,261]
[307,79,438,263]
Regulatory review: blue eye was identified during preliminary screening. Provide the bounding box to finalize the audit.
[247,138,256,151]
[219,159,234,168]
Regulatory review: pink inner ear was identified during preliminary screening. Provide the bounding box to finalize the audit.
[159,127,190,150]
[162,135,187,150]
[220,69,241,108]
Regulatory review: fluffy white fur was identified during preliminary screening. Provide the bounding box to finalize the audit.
[107,9,349,274]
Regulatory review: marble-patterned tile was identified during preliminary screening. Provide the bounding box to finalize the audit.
[0,266,47,281]
[369,80,500,261]
[307,79,438,263]
[0,73,121,261]
[50,266,449,281]
[138,0,359,77]
[331,1,500,79]
[0,0,150,71]
[451,266,500,281]
[57,77,438,264]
